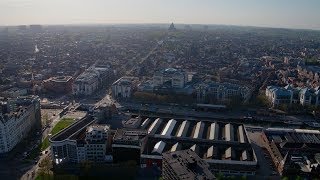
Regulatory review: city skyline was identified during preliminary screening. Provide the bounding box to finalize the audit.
[1,0,320,30]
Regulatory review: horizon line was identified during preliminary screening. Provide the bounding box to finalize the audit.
[2,22,320,32]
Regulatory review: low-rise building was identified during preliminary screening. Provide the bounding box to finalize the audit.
[262,128,320,177]
[297,65,320,83]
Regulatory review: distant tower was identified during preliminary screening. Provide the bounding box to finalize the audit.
[168,23,176,31]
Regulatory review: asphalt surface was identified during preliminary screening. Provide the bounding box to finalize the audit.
[246,130,279,179]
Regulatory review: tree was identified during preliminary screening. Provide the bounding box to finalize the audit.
[256,94,271,107]
[38,156,53,180]
[39,156,52,175]
[216,172,224,180]
[279,104,289,112]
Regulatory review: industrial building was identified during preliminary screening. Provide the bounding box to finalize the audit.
[0,96,41,153]
[49,114,258,176]
[262,128,320,177]
[162,149,215,180]
[123,117,258,175]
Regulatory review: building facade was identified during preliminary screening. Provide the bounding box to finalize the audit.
[43,76,73,93]
[80,125,110,162]
[196,81,251,104]
[266,85,320,108]
[73,66,112,96]
[0,96,41,153]
[112,128,147,164]
[111,76,139,99]
[49,116,113,164]
[153,68,188,89]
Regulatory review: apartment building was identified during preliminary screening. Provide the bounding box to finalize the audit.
[0,96,41,153]
[196,81,252,104]
[49,116,111,164]
[153,68,188,89]
[265,85,320,107]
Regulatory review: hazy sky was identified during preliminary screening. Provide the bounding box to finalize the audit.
[1,0,320,30]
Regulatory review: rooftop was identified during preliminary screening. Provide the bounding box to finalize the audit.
[139,117,256,163]
[113,128,147,143]
[50,115,95,142]
[163,149,215,180]
[45,76,73,83]
[87,124,110,133]
[112,76,139,86]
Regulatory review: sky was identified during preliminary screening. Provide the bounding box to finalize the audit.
[0,0,320,30]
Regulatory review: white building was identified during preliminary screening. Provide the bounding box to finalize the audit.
[111,76,139,99]
[196,81,252,104]
[0,96,41,153]
[82,125,110,162]
[50,119,111,164]
[73,66,112,96]
[153,68,188,89]
[265,85,320,108]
